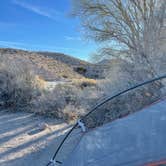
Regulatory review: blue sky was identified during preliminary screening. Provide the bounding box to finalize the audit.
[0,0,98,61]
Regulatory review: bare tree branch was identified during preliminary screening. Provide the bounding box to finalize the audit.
[72,0,166,64]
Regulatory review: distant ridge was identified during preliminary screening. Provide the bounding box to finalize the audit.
[37,51,91,67]
[0,48,86,81]
[0,48,133,80]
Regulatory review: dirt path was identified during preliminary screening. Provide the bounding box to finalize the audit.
[0,111,82,166]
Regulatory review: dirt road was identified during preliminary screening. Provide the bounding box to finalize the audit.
[0,111,81,166]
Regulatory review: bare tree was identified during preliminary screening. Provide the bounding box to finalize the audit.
[72,0,166,73]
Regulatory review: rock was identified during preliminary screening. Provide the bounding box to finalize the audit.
[37,122,52,131]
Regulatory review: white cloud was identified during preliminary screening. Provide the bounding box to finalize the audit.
[12,0,61,21]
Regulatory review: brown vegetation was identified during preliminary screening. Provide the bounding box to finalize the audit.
[0,48,84,81]
[0,48,165,127]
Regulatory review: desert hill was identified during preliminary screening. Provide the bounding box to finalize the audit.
[0,48,138,81]
[0,48,113,80]
[37,51,90,67]
[0,48,86,81]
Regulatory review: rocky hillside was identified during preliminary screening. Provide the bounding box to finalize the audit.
[0,48,87,81]
[37,51,90,67]
[0,48,113,80]
[1,48,149,80]
[37,51,106,79]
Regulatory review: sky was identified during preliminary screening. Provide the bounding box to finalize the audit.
[0,0,98,61]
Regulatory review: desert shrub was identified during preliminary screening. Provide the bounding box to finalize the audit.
[32,83,102,123]
[0,54,102,123]
[1,54,164,128]
[0,55,39,110]
[85,83,163,128]
[84,61,165,128]
[71,78,97,89]
[62,75,68,79]
[74,66,87,75]
[62,104,86,123]
[32,84,83,120]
